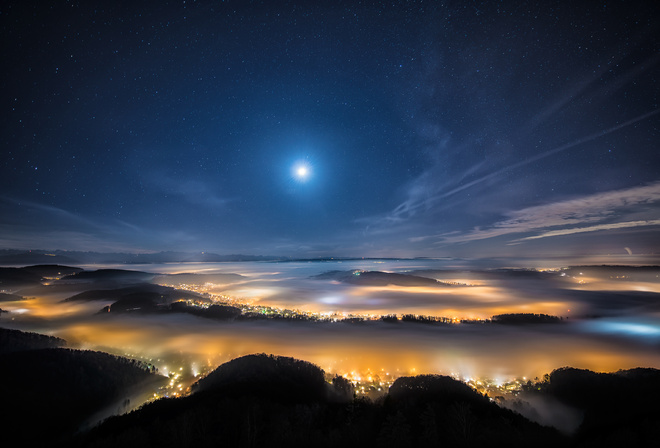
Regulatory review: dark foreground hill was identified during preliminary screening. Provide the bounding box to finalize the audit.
[0,330,164,447]
[76,354,563,448]
[526,367,660,446]
[2,328,657,448]
[192,353,329,402]
[0,327,67,354]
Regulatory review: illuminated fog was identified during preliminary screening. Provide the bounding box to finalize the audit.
[2,260,659,384]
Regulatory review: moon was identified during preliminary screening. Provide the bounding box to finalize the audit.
[292,161,312,182]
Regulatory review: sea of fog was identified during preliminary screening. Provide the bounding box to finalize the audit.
[3,259,660,385]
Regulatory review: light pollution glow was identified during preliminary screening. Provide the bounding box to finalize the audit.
[2,260,660,391]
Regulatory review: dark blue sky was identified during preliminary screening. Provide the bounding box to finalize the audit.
[1,1,658,257]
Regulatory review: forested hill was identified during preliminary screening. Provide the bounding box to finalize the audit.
[2,328,659,447]
[0,328,164,447]
[76,354,564,448]
[0,327,66,354]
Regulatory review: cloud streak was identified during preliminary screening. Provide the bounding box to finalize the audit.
[516,220,660,242]
[0,196,200,252]
[434,181,660,245]
[415,110,659,224]
[146,172,233,211]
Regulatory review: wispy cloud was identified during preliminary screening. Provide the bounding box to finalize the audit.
[515,220,660,242]
[170,179,232,209]
[146,173,233,210]
[434,182,660,245]
[359,107,660,238]
[0,196,100,229]
[0,196,200,252]
[0,226,140,252]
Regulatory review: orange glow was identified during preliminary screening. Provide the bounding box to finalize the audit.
[2,261,659,393]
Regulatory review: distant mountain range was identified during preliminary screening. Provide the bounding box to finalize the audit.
[0,249,288,265]
[0,249,427,266]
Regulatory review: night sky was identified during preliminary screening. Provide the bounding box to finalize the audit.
[1,1,658,257]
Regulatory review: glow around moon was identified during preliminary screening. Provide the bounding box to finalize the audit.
[292,161,312,182]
